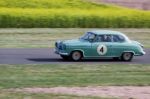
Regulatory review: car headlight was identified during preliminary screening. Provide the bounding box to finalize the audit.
[55,42,58,48]
[57,41,67,50]
[55,41,62,48]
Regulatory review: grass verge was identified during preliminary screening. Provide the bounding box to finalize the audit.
[0,28,149,48]
[0,91,114,99]
[0,64,149,89]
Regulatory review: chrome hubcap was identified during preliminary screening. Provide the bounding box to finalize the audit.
[123,53,132,60]
[72,52,81,61]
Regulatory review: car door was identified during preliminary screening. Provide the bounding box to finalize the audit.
[80,40,92,57]
[79,32,95,57]
[91,34,113,57]
[110,34,127,57]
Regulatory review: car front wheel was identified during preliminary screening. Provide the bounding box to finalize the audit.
[71,51,82,61]
[121,52,133,61]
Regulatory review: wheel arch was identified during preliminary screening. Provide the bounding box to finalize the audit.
[70,49,84,57]
[121,51,135,56]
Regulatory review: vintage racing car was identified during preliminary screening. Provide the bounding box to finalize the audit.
[55,30,145,61]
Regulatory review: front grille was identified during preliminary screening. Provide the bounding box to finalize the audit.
[59,45,63,50]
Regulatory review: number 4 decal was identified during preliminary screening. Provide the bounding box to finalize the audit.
[100,47,104,53]
[97,45,107,55]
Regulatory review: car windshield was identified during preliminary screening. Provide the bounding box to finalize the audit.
[80,32,96,41]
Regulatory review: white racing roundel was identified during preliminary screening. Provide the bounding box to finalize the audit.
[97,44,107,55]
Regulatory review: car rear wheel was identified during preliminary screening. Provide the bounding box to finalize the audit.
[121,52,133,61]
[71,51,82,61]
[60,55,69,60]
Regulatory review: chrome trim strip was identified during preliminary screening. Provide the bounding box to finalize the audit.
[84,56,118,58]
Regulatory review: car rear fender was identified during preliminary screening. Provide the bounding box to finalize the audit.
[121,51,135,56]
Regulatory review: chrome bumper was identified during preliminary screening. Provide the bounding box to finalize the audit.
[55,50,69,56]
[135,50,146,56]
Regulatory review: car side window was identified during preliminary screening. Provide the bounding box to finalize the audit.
[103,35,112,42]
[94,35,112,42]
[94,35,103,42]
[113,35,125,42]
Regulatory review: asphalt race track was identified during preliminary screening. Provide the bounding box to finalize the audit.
[0,48,149,64]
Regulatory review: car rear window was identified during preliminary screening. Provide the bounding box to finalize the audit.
[113,35,125,42]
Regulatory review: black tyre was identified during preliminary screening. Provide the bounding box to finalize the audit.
[71,51,82,61]
[121,52,133,61]
[60,55,69,60]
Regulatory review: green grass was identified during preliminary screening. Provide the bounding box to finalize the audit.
[0,0,110,9]
[0,91,113,99]
[0,28,149,48]
[0,64,149,89]
[0,0,150,28]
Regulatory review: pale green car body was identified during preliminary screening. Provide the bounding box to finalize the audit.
[55,30,145,60]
